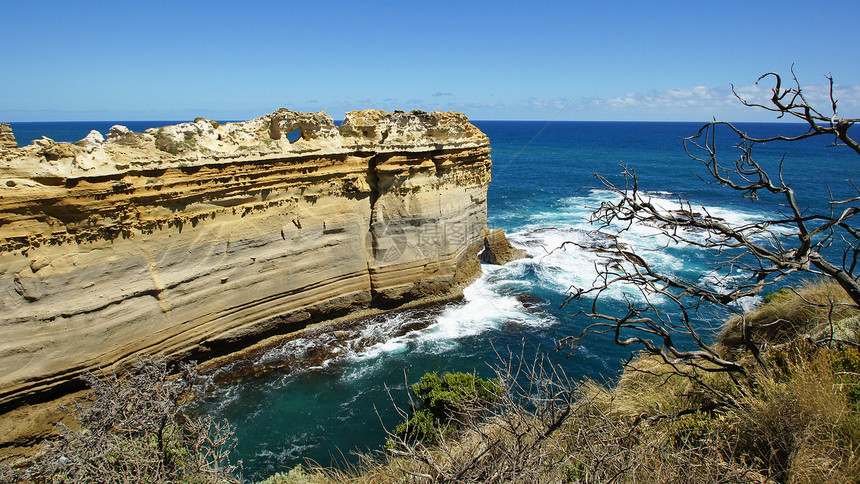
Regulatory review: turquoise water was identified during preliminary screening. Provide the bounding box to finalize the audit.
[10,120,859,480]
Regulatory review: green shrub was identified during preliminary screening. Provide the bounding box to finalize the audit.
[668,412,721,447]
[764,287,792,303]
[413,371,500,417]
[561,461,586,483]
[390,371,501,446]
[338,127,360,137]
[155,128,182,155]
[391,409,442,446]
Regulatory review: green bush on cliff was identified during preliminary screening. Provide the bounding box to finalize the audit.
[338,127,360,137]
[154,127,196,155]
[390,371,501,446]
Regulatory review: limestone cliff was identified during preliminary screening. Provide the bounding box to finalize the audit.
[0,109,492,412]
[0,123,16,151]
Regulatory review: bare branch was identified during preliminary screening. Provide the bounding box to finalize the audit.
[562,70,860,393]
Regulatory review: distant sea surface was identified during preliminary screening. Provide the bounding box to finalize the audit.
[10,119,858,480]
[8,121,188,146]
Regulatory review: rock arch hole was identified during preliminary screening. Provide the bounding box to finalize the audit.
[286,129,302,143]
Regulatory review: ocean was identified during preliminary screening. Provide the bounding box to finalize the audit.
[8,119,858,480]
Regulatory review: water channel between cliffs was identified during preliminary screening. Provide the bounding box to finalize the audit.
[191,119,858,480]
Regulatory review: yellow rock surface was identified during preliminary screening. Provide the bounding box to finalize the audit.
[0,109,492,413]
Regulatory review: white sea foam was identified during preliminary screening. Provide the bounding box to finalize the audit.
[336,190,772,368]
[699,269,764,312]
[255,437,316,462]
[212,188,773,385]
[202,381,242,412]
[344,265,556,368]
[503,189,772,304]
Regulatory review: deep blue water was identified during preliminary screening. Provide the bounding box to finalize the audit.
[7,121,187,146]
[9,120,858,480]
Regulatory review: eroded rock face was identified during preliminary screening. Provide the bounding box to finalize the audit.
[480,228,527,265]
[0,109,493,414]
[0,123,17,151]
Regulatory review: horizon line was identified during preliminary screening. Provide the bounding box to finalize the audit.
[5,118,813,125]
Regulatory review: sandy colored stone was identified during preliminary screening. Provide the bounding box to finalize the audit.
[0,123,15,151]
[480,228,527,265]
[0,109,494,420]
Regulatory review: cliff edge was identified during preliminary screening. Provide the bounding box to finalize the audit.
[0,110,494,415]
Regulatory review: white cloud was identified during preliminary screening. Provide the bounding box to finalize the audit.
[527,97,572,110]
[602,85,740,111]
[519,80,860,121]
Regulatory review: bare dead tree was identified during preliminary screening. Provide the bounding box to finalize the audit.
[560,70,860,384]
[686,70,860,304]
[731,67,860,155]
[27,356,241,483]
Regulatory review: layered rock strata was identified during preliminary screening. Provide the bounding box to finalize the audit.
[0,123,16,151]
[0,109,493,412]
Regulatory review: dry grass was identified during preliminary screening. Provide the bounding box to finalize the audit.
[728,346,860,483]
[586,353,746,417]
[720,279,860,350]
[552,346,860,483]
[279,358,760,483]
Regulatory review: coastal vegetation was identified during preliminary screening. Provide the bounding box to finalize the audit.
[1,357,241,483]
[5,279,858,483]
[388,371,502,447]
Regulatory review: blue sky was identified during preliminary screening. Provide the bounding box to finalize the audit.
[2,0,858,122]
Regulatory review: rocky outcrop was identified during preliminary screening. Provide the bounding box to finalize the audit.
[0,109,496,414]
[480,228,527,265]
[0,123,16,151]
